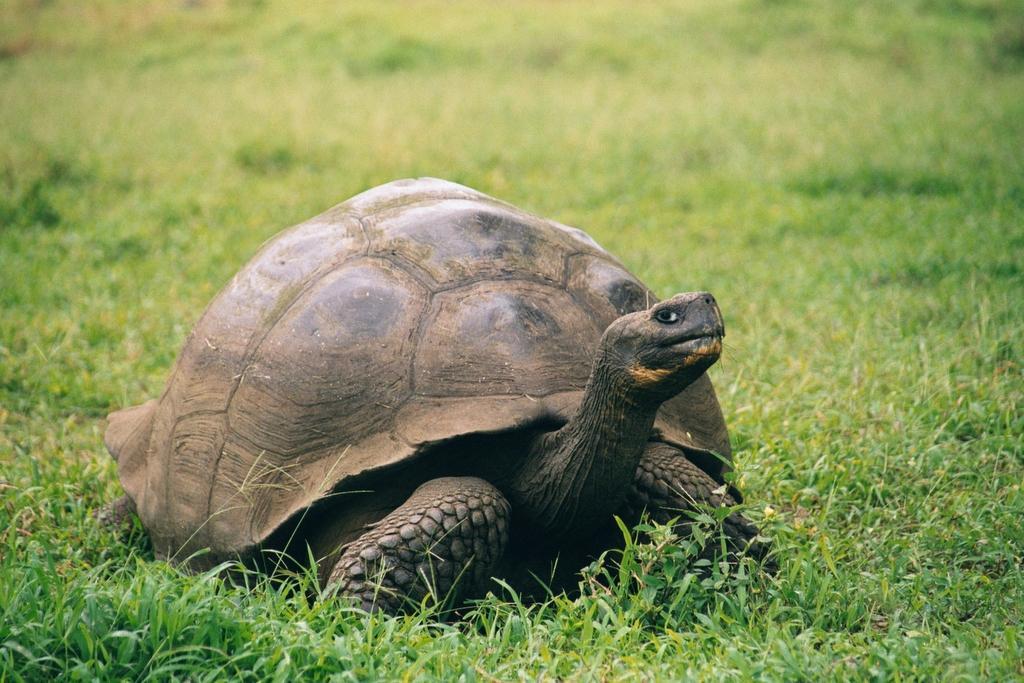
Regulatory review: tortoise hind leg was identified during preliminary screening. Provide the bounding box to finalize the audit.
[624,442,774,569]
[325,477,511,613]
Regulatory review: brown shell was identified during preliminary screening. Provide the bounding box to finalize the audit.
[104,178,730,564]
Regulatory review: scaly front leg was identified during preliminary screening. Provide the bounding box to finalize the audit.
[325,477,511,613]
[624,442,772,568]
[94,494,137,531]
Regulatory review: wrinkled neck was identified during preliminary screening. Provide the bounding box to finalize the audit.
[508,360,658,538]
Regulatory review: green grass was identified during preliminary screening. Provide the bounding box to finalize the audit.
[2,0,1023,679]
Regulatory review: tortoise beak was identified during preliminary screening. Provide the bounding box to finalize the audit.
[655,292,725,347]
[668,335,723,367]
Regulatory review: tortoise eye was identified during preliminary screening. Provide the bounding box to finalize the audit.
[654,309,679,324]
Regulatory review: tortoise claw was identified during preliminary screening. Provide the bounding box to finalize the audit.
[94,495,137,532]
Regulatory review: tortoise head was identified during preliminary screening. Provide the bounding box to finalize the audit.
[599,291,724,402]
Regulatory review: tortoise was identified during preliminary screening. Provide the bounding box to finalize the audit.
[102,178,768,612]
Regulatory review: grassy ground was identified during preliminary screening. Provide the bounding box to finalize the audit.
[2,0,1023,679]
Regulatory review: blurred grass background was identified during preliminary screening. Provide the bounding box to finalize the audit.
[1,0,1022,679]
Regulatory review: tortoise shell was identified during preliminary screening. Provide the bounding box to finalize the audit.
[105,178,730,566]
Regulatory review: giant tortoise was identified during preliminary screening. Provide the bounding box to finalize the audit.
[102,178,767,612]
